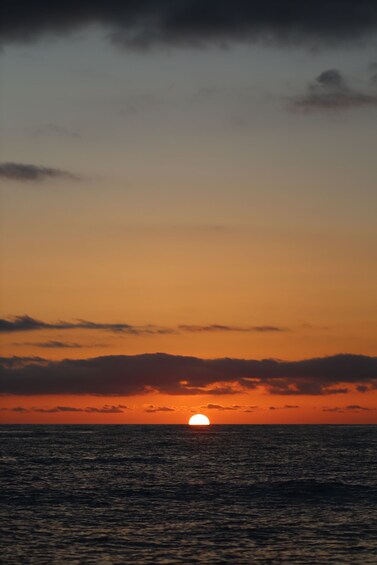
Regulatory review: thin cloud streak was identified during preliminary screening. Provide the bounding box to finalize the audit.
[0,163,80,182]
[322,405,375,413]
[144,405,175,413]
[1,404,129,413]
[1,315,287,335]
[0,315,176,336]
[179,325,287,333]
[14,341,88,349]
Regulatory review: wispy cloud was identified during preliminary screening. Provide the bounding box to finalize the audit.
[144,405,175,413]
[292,69,377,111]
[178,324,287,333]
[0,163,80,182]
[269,405,300,410]
[1,404,129,414]
[0,315,175,335]
[14,341,85,349]
[200,403,245,411]
[1,353,376,396]
[0,315,287,335]
[13,341,108,349]
[322,404,375,413]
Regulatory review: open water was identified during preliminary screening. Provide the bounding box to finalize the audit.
[1,425,377,564]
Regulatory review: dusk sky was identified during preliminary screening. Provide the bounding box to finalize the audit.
[1,1,377,423]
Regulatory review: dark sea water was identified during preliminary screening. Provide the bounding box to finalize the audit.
[1,425,377,564]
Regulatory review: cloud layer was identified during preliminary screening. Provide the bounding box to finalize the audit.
[0,315,287,335]
[0,163,80,182]
[322,404,374,413]
[1,353,376,396]
[0,315,175,335]
[144,405,175,413]
[293,69,377,111]
[1,404,128,414]
[2,1,377,48]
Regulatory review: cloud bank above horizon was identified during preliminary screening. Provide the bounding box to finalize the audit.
[1,353,376,397]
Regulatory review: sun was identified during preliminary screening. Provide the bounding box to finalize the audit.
[189,414,210,426]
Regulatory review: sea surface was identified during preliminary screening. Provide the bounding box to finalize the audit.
[1,425,377,564]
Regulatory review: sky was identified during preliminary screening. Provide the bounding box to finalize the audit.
[1,1,377,424]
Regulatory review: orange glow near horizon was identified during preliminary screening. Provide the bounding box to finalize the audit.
[1,388,377,425]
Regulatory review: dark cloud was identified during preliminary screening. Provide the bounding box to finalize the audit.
[323,404,374,413]
[200,386,240,395]
[201,403,243,411]
[269,405,300,410]
[144,405,175,413]
[0,406,29,413]
[356,385,370,393]
[1,353,376,396]
[84,404,127,413]
[14,341,108,349]
[293,69,377,111]
[1,404,129,413]
[33,405,84,413]
[346,404,373,411]
[178,324,287,333]
[0,163,80,182]
[0,315,175,336]
[1,1,377,48]
[0,315,286,335]
[19,341,85,349]
[0,356,47,368]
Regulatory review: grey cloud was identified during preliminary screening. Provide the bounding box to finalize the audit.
[178,324,287,333]
[33,405,84,413]
[2,1,377,48]
[20,341,85,349]
[323,404,374,413]
[293,69,377,111]
[201,403,243,411]
[1,353,376,396]
[3,404,129,413]
[356,385,370,393]
[0,163,80,182]
[0,315,175,336]
[144,405,175,413]
[14,341,108,349]
[368,62,377,84]
[84,404,127,413]
[346,404,373,411]
[198,386,240,395]
[269,404,300,410]
[0,406,29,413]
[0,356,48,369]
[0,315,286,335]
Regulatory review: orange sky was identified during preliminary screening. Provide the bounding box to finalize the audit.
[1,18,377,423]
[1,392,377,424]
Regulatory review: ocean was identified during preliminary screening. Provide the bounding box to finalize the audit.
[1,425,376,564]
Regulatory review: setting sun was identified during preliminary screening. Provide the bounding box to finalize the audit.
[189,414,210,426]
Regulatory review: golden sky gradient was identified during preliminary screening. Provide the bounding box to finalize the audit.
[1,19,377,423]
